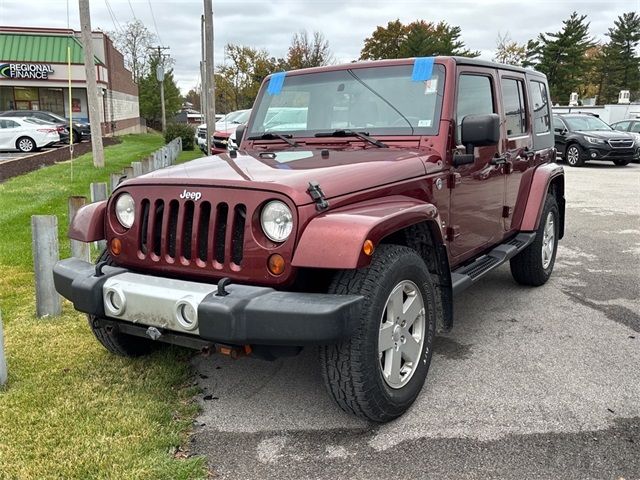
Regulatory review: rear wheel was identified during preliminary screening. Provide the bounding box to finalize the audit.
[613,158,630,166]
[89,250,157,357]
[319,245,436,422]
[16,136,35,153]
[565,144,584,167]
[72,130,81,144]
[510,194,559,286]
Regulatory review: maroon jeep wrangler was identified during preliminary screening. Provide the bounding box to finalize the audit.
[54,57,564,422]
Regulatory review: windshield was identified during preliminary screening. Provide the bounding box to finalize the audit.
[564,116,612,131]
[247,64,445,137]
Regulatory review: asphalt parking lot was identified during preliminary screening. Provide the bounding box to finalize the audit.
[193,161,640,479]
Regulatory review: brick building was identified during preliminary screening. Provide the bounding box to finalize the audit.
[0,26,142,135]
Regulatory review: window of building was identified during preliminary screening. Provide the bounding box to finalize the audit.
[530,80,550,134]
[14,87,39,101]
[39,88,65,116]
[0,87,14,111]
[456,74,494,142]
[501,78,527,136]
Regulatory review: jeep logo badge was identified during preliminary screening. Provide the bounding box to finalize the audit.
[179,189,202,201]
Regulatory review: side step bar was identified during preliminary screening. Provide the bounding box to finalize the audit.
[451,232,536,296]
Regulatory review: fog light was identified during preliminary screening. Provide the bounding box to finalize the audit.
[267,254,285,275]
[590,151,598,158]
[175,297,199,331]
[104,285,126,316]
[110,238,122,255]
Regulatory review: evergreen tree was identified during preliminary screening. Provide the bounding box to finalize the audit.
[597,12,640,104]
[527,12,595,104]
[360,19,479,60]
[139,56,182,130]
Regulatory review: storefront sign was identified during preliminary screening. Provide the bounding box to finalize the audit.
[0,63,55,80]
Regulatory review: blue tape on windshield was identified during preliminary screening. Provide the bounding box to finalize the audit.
[267,72,286,95]
[411,57,434,81]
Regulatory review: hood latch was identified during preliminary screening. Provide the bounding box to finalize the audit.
[307,181,329,211]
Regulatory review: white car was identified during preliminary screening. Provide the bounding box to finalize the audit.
[196,110,251,152]
[0,117,60,152]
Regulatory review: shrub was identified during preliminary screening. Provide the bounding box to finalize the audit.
[164,123,195,150]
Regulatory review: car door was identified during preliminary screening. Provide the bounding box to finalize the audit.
[499,73,532,232]
[0,119,21,150]
[553,116,569,154]
[0,120,12,149]
[448,68,505,261]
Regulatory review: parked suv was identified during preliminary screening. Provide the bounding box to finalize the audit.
[610,119,640,162]
[54,57,565,422]
[553,113,635,167]
[0,110,89,144]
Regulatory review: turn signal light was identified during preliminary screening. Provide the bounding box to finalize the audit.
[363,239,374,256]
[110,238,122,256]
[267,254,285,275]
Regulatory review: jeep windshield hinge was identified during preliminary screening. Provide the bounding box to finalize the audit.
[307,181,329,211]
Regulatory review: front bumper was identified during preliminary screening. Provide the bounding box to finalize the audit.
[582,144,635,160]
[53,258,363,347]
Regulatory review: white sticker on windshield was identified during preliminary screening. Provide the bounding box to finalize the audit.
[418,120,432,127]
[424,78,438,94]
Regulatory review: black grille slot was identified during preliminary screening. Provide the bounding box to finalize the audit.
[152,200,164,257]
[139,199,150,254]
[214,203,228,263]
[232,204,246,265]
[182,201,195,260]
[197,202,211,262]
[167,200,179,259]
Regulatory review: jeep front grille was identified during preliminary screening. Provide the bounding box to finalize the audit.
[138,198,246,267]
[608,138,634,149]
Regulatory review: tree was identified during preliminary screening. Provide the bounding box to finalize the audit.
[139,55,182,129]
[493,32,528,66]
[286,31,333,70]
[184,87,201,111]
[360,20,408,60]
[360,19,479,60]
[525,12,595,104]
[597,12,640,103]
[110,20,155,83]
[216,44,279,111]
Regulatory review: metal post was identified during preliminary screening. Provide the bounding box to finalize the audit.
[68,196,90,262]
[31,215,62,317]
[0,308,7,386]
[79,0,105,168]
[203,0,216,155]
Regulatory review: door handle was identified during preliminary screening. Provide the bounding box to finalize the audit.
[523,147,535,159]
[490,156,507,166]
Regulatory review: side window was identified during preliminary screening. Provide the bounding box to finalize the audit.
[0,119,18,128]
[456,74,494,142]
[530,80,550,134]
[613,121,630,131]
[631,122,640,133]
[552,117,565,131]
[501,78,527,136]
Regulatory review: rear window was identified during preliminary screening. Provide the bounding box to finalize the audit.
[530,80,550,134]
[501,78,527,136]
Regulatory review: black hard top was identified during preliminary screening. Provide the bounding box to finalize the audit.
[452,56,546,78]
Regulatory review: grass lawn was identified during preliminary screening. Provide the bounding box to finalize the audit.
[0,134,207,479]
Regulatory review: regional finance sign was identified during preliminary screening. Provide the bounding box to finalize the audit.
[0,63,54,79]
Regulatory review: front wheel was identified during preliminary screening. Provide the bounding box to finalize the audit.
[565,144,585,167]
[510,194,559,286]
[613,158,630,166]
[319,245,436,422]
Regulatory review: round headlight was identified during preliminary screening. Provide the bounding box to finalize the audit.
[261,200,293,243]
[115,193,135,229]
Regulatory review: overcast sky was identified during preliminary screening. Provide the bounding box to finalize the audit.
[0,0,638,93]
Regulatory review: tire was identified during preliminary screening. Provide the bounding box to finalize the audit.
[510,194,559,286]
[565,143,584,167]
[88,250,157,357]
[72,130,81,144]
[319,245,437,422]
[16,136,35,153]
[613,159,630,166]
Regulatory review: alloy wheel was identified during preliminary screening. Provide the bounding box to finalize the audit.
[541,211,555,269]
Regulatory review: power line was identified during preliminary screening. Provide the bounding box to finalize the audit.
[104,0,122,33]
[147,0,163,44]
[127,0,137,21]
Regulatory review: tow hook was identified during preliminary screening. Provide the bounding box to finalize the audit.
[145,326,162,341]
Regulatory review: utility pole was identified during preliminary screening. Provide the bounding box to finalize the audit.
[152,45,170,133]
[78,0,104,168]
[200,14,207,133]
[203,0,216,154]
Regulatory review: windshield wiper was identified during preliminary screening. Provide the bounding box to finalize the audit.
[247,132,300,147]
[314,130,389,148]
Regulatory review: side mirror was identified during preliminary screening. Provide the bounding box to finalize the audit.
[234,124,246,148]
[554,127,566,135]
[460,114,500,154]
